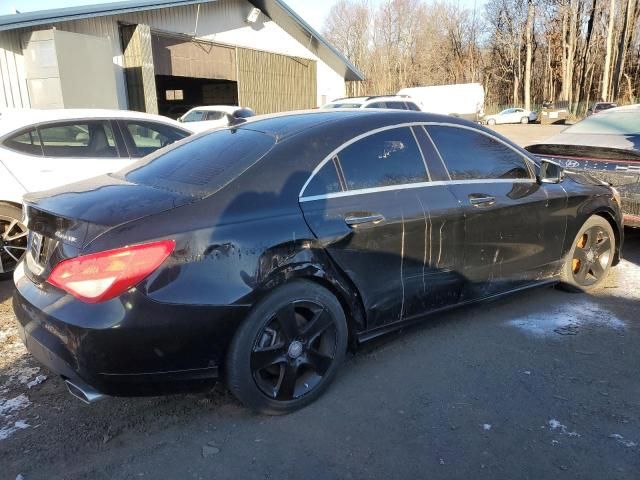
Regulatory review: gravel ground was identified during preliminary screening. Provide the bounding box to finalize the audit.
[1,125,638,479]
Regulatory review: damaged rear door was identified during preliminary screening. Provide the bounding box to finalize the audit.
[299,126,464,330]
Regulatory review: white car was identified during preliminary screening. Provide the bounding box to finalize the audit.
[0,108,192,279]
[322,96,422,111]
[178,106,256,132]
[483,108,538,125]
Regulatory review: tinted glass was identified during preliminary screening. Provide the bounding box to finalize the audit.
[386,101,408,110]
[205,111,227,121]
[304,159,342,197]
[125,121,189,158]
[119,128,275,198]
[40,121,117,158]
[365,102,387,109]
[4,128,43,155]
[566,111,640,135]
[428,126,531,180]
[323,103,363,109]
[337,127,427,190]
[406,102,421,111]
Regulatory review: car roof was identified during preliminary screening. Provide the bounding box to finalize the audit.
[184,105,242,114]
[237,108,481,141]
[0,108,188,136]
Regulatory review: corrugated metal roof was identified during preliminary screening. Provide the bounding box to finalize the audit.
[0,0,364,81]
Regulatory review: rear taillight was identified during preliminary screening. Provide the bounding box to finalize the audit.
[48,240,175,303]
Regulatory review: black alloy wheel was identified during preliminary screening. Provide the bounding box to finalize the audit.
[560,215,615,291]
[227,281,348,414]
[0,204,28,280]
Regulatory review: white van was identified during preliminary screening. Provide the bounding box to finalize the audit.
[397,83,485,122]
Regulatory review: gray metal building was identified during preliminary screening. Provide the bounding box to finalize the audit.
[0,0,363,116]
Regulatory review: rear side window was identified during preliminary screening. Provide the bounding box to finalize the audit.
[385,101,408,110]
[4,128,43,155]
[304,158,343,197]
[39,121,118,158]
[365,102,387,109]
[405,102,421,111]
[427,126,532,180]
[119,128,275,198]
[336,127,428,190]
[124,121,189,158]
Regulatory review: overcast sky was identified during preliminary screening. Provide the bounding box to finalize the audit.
[2,0,485,31]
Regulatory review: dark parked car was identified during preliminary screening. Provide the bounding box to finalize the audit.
[13,110,623,414]
[527,104,640,227]
[586,102,618,116]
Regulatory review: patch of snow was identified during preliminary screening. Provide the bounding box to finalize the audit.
[523,370,531,375]
[0,419,29,441]
[483,424,492,431]
[600,260,640,301]
[26,375,47,389]
[609,433,637,448]
[506,300,624,338]
[0,395,30,417]
[548,419,580,437]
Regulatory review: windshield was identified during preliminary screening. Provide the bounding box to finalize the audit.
[182,110,207,122]
[566,111,640,135]
[115,128,276,198]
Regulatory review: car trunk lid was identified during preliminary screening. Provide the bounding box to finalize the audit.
[22,174,196,283]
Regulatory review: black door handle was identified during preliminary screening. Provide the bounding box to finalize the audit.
[468,194,496,207]
[344,213,385,227]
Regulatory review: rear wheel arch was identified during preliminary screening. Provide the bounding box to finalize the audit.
[256,254,366,347]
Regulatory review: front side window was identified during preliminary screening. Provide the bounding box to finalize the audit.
[385,101,408,110]
[336,127,428,190]
[182,110,207,122]
[365,102,387,109]
[39,121,117,158]
[406,102,421,111]
[124,121,189,158]
[4,128,43,155]
[427,126,532,180]
[205,111,227,121]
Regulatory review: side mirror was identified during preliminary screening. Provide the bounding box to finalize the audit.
[538,159,564,184]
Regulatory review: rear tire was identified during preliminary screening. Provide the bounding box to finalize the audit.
[521,116,529,124]
[558,216,615,292]
[226,280,348,415]
[0,203,27,281]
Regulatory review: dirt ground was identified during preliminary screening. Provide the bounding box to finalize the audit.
[488,123,567,147]
[1,125,639,480]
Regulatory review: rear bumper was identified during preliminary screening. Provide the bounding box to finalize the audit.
[12,262,249,397]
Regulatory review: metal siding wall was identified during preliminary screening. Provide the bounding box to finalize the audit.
[0,30,30,108]
[237,48,316,114]
[4,0,345,110]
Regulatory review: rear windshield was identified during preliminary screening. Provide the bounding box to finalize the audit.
[566,111,640,135]
[115,128,275,198]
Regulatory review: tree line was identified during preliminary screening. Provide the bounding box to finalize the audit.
[323,0,640,114]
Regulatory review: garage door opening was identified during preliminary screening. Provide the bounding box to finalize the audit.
[156,75,238,119]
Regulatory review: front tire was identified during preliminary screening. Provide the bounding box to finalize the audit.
[0,203,27,281]
[226,280,348,415]
[558,216,615,292]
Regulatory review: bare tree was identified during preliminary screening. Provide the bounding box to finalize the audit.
[601,0,617,101]
[524,0,535,109]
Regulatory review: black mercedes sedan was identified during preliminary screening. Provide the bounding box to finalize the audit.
[13,110,623,414]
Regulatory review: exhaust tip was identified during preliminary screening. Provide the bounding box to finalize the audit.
[64,379,105,404]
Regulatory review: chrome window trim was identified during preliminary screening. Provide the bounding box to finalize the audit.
[410,126,432,181]
[300,178,536,203]
[298,121,537,199]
